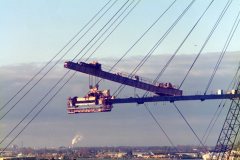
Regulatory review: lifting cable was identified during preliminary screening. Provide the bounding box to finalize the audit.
[143,0,215,97]
[172,103,207,151]
[94,0,178,86]
[204,10,240,94]
[113,0,196,97]
[0,0,140,150]
[0,0,118,120]
[179,0,233,89]
[144,103,179,152]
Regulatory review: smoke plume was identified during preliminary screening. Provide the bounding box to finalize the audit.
[71,134,83,146]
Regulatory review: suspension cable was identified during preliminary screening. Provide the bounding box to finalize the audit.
[203,103,225,145]
[143,0,215,97]
[0,0,140,149]
[144,103,178,152]
[202,62,240,144]
[0,0,138,145]
[114,0,196,97]
[0,0,113,113]
[95,0,178,85]
[204,10,240,94]
[85,0,141,61]
[179,0,233,89]
[78,0,138,62]
[71,0,130,61]
[0,70,74,154]
[172,103,207,151]
[195,10,240,143]
[0,0,118,120]
[232,62,240,88]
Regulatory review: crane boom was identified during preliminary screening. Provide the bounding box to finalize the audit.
[64,61,182,96]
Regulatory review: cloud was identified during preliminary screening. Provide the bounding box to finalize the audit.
[0,52,239,147]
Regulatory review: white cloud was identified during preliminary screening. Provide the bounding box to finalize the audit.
[0,52,239,147]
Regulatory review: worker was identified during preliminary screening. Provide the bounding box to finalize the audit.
[67,97,72,107]
[135,75,139,81]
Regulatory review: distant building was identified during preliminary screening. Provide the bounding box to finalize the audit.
[0,157,36,160]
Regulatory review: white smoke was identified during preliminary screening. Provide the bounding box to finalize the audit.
[71,134,83,146]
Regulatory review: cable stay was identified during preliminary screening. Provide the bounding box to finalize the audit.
[113,0,196,97]
[197,63,240,159]
[199,11,240,149]
[172,103,207,151]
[71,0,131,61]
[2,0,240,157]
[143,0,215,97]
[213,78,240,160]
[206,63,240,160]
[0,0,119,121]
[94,0,178,90]
[0,0,141,151]
[77,0,140,62]
[197,9,240,147]
[143,103,179,153]
[204,10,240,94]
[0,0,114,113]
[179,0,233,89]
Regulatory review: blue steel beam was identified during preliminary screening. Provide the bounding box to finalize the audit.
[108,94,240,104]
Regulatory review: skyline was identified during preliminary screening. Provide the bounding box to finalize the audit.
[1,0,240,148]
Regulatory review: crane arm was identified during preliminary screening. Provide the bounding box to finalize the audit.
[64,61,182,96]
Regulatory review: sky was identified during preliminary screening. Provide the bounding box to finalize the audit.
[0,0,240,148]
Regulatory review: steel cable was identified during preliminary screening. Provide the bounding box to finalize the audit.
[94,0,178,85]
[179,0,233,89]
[71,0,130,61]
[143,0,215,97]
[144,103,179,152]
[113,0,196,97]
[172,103,207,151]
[201,11,240,144]
[0,0,118,120]
[77,0,139,63]
[204,11,240,94]
[202,62,240,144]
[0,0,139,150]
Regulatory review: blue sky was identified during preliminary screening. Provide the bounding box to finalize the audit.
[0,0,240,148]
[1,0,240,65]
